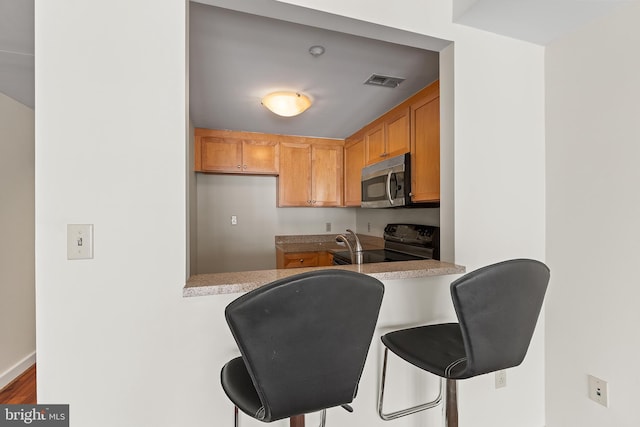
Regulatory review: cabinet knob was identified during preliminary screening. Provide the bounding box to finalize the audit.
[299,259,304,263]
[312,200,316,204]
[237,165,241,168]
[243,165,247,169]
[307,200,312,204]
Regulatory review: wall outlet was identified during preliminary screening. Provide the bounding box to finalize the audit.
[495,370,507,389]
[231,215,238,225]
[326,222,331,232]
[588,375,608,407]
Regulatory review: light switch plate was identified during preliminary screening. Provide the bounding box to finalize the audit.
[67,224,93,260]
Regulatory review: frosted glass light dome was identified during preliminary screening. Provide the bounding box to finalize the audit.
[261,92,312,117]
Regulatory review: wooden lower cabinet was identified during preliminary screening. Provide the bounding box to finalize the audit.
[318,251,334,266]
[276,249,334,269]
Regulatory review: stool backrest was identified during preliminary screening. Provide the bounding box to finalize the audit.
[451,259,549,377]
[225,269,385,422]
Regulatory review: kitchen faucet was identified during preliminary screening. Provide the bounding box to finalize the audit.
[335,229,363,265]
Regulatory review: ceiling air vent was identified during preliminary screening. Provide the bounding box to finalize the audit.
[364,74,405,88]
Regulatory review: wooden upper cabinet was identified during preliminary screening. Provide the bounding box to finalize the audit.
[311,144,343,207]
[278,142,312,206]
[385,107,410,158]
[364,123,384,164]
[347,79,440,204]
[344,136,365,207]
[194,128,279,174]
[364,107,410,165]
[410,83,440,203]
[199,137,242,173]
[242,139,279,173]
[278,142,343,207]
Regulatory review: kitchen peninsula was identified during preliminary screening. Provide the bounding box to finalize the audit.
[184,260,465,297]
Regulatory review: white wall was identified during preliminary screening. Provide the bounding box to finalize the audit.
[35,1,190,425]
[545,3,640,426]
[0,92,35,388]
[196,174,356,273]
[355,208,440,237]
[35,1,546,426]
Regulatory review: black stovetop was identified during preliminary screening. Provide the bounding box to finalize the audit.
[332,223,439,265]
[332,248,428,264]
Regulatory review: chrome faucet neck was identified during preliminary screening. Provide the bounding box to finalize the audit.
[342,229,363,265]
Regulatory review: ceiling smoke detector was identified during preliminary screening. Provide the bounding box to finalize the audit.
[308,45,325,57]
[364,74,405,88]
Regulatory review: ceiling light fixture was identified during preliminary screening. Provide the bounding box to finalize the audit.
[261,92,312,117]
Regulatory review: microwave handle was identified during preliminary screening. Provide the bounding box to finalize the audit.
[386,171,394,205]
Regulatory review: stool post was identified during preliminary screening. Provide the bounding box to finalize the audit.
[290,415,305,427]
[444,379,458,427]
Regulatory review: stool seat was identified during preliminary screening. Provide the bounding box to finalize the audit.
[377,259,550,426]
[221,357,263,420]
[381,323,468,379]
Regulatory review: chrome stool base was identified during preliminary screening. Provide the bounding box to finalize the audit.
[377,347,445,421]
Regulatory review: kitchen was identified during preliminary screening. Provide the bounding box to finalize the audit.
[188,3,452,277]
[30,0,556,425]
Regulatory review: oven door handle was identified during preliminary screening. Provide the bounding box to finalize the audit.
[386,171,394,205]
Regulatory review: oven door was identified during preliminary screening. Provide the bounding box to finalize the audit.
[361,154,409,208]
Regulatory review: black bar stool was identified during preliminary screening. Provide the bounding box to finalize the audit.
[378,259,550,426]
[221,269,385,427]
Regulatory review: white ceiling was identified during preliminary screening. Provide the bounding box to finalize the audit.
[453,0,633,45]
[189,3,439,138]
[0,0,34,108]
[1,0,635,136]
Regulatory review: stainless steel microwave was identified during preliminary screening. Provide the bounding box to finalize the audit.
[361,153,411,208]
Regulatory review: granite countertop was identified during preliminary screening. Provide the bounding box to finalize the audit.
[184,260,465,297]
[184,233,465,297]
[274,233,384,254]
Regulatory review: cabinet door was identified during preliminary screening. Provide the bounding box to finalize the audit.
[364,123,385,165]
[200,137,243,173]
[318,251,333,266]
[312,145,343,207]
[242,140,279,174]
[344,137,365,206]
[385,107,410,159]
[278,143,312,207]
[411,95,440,202]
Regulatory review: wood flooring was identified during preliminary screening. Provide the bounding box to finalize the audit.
[0,364,36,404]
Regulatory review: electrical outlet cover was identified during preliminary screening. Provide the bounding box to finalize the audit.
[495,370,507,389]
[588,375,608,407]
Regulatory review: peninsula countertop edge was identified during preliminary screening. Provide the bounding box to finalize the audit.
[184,260,466,297]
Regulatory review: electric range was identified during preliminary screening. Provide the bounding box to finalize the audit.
[332,223,440,265]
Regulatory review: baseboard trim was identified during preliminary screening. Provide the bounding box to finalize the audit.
[0,352,36,390]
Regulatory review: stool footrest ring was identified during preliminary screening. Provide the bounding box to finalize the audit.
[377,347,444,421]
